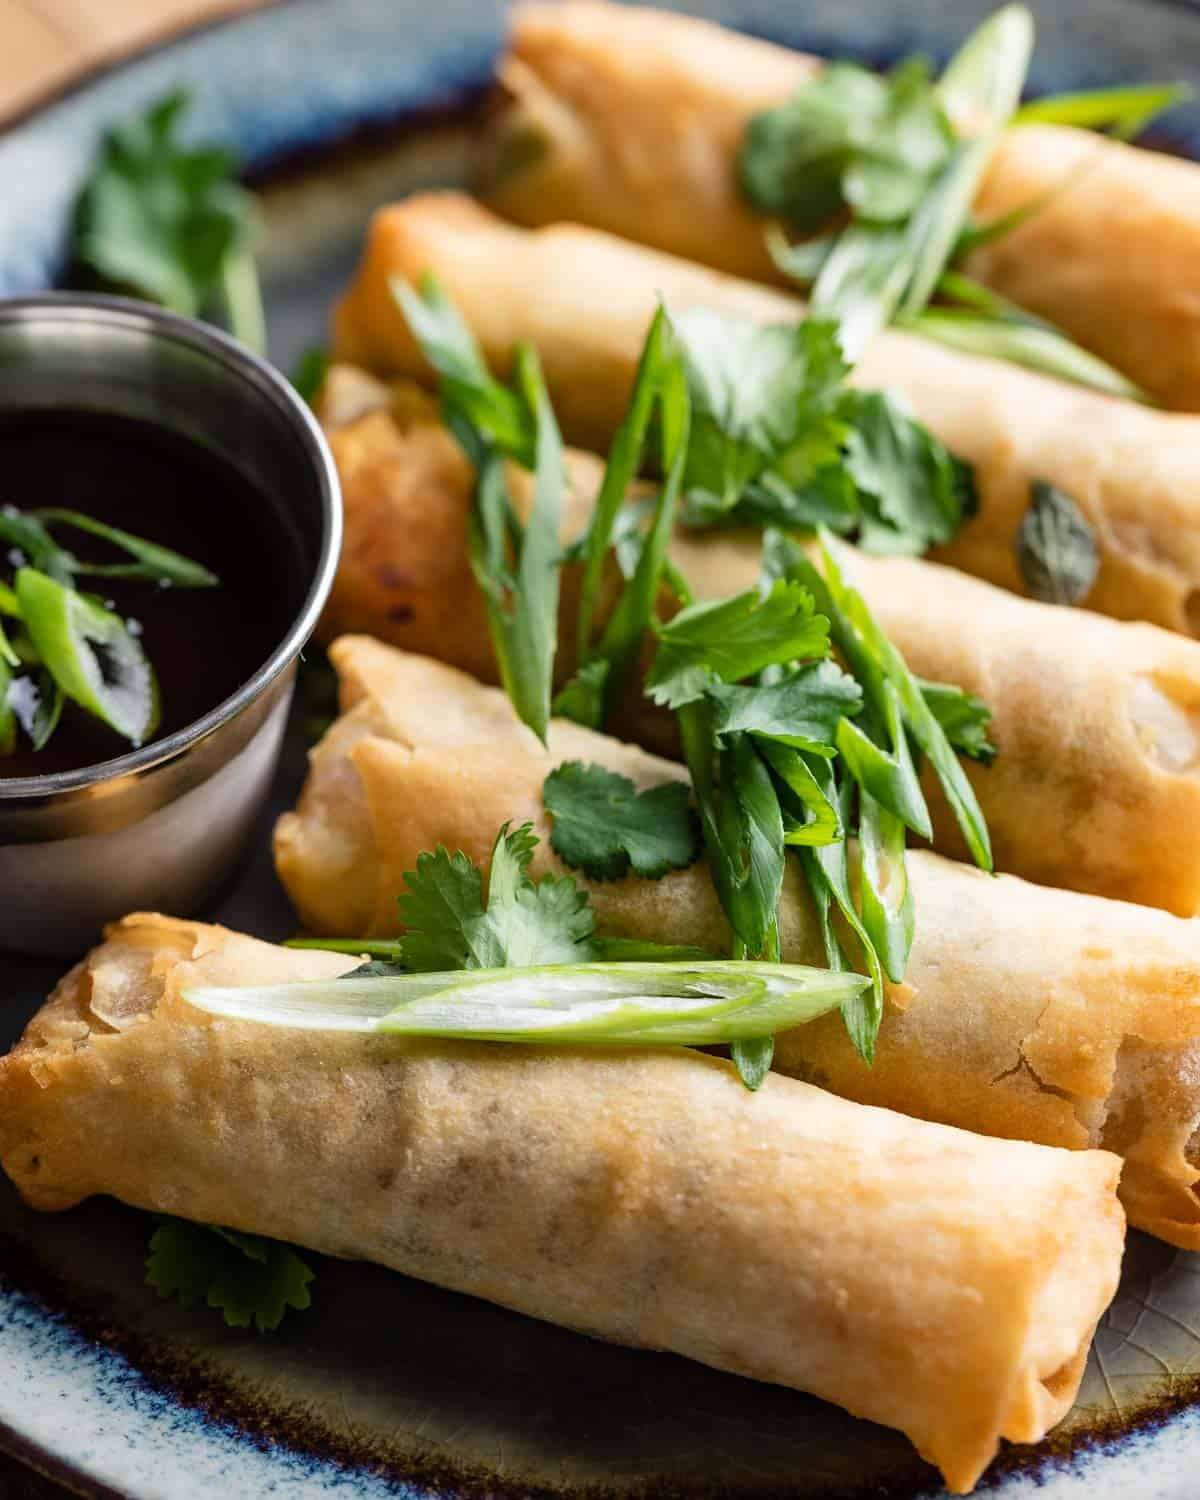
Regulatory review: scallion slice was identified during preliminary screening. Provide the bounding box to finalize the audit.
[185,960,866,1046]
[15,567,160,745]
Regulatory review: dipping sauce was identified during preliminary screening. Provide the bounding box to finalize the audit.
[0,411,303,777]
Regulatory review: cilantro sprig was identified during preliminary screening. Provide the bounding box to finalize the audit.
[745,7,1034,359]
[73,91,265,355]
[744,9,1178,399]
[146,1219,313,1333]
[671,310,975,555]
[543,763,701,881]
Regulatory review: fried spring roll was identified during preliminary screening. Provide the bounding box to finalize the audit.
[481,1,1200,412]
[316,368,1200,916]
[275,638,1200,1247]
[0,918,1125,1494]
[333,193,1200,637]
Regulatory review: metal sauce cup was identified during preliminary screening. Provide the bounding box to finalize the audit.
[0,294,341,954]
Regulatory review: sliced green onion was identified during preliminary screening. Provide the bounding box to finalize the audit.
[16,568,160,745]
[0,582,20,620]
[1011,82,1191,135]
[902,4,1033,316]
[185,960,866,1046]
[35,510,218,588]
[0,615,18,670]
[285,937,408,959]
[0,658,14,755]
[9,668,64,751]
[903,308,1149,401]
[219,239,267,357]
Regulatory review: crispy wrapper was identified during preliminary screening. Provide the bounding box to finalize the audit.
[316,369,1200,916]
[481,1,1200,412]
[333,192,1200,637]
[275,639,1200,1247]
[0,915,1124,1494]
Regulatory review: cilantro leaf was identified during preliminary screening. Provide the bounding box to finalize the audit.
[396,822,596,972]
[1015,479,1099,606]
[544,761,701,881]
[647,580,829,710]
[146,1219,313,1333]
[740,59,953,235]
[395,846,484,972]
[73,91,263,350]
[672,317,975,557]
[672,311,848,512]
[919,678,997,765]
[706,660,863,754]
[841,389,974,554]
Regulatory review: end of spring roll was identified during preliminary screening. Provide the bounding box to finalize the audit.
[0,911,1124,1492]
[276,638,1200,1248]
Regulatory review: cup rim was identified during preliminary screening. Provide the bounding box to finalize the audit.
[0,291,342,802]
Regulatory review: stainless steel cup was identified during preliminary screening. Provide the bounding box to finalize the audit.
[0,294,341,954]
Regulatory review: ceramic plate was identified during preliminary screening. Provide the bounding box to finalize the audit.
[4,2,1200,1496]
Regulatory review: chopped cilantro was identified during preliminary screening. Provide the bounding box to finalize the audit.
[146,1219,313,1333]
[543,762,701,881]
[396,822,596,972]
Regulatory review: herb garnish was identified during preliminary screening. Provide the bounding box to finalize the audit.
[146,1219,313,1333]
[1015,480,1099,605]
[394,273,566,743]
[396,822,595,972]
[745,8,1181,399]
[74,91,265,355]
[0,507,216,755]
[744,7,1034,359]
[672,310,974,554]
[393,280,995,1061]
[195,826,864,1088]
[543,762,701,881]
[641,527,991,1061]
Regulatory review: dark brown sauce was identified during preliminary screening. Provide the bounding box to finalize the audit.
[0,410,302,778]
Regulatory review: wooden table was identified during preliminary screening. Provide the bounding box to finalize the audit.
[0,0,271,125]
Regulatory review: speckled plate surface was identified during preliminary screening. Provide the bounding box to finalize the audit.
[4,2,1200,1496]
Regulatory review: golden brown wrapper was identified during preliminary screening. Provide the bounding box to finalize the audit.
[0,915,1125,1494]
[482,1,1200,412]
[275,639,1200,1247]
[332,192,1200,637]
[316,370,1200,916]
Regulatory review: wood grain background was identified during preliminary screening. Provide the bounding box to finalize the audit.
[0,0,274,124]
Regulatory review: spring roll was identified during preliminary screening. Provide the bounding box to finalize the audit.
[0,917,1125,1494]
[275,637,1200,1247]
[481,1,1200,412]
[333,193,1200,637]
[317,368,1200,916]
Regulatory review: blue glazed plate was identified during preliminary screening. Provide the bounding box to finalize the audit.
[4,2,1200,1496]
